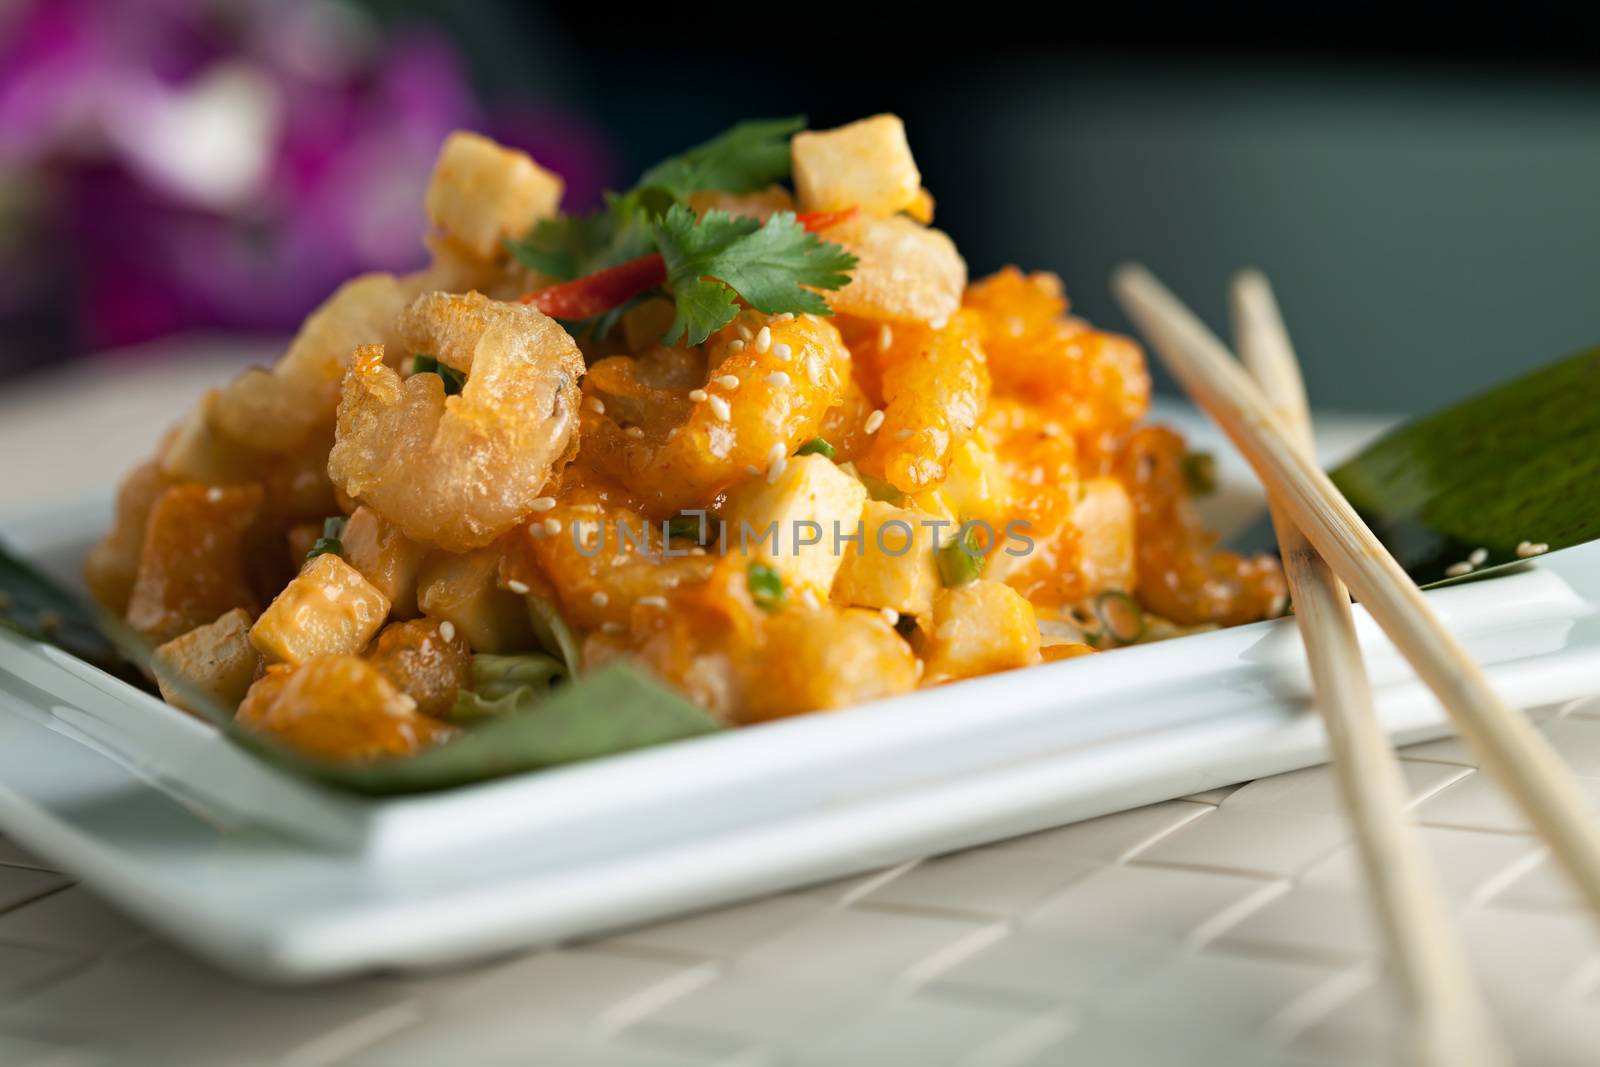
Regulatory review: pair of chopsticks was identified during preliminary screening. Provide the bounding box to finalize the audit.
[1115,266,1600,1066]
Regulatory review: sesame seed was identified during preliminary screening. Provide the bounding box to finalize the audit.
[708,395,732,421]
[591,591,609,607]
[1517,541,1550,558]
[688,388,709,402]
[894,428,913,441]
[771,312,795,323]
[602,621,625,635]
[506,580,530,595]
[586,396,605,414]
[206,486,225,503]
[913,659,925,681]
[766,442,786,466]
[864,409,885,434]
[689,546,707,556]
[638,595,668,609]
[801,588,821,609]
[765,371,791,386]
[542,517,562,535]
[771,342,792,361]
[1445,561,1475,577]
[626,426,645,439]
[438,621,457,642]
[529,496,556,512]
[879,324,893,349]
[881,607,900,626]
[715,374,740,389]
[929,317,948,330]
[728,339,746,353]
[736,324,753,342]
[755,326,772,353]
[570,503,602,514]
[804,354,823,384]
[767,457,788,484]
[745,464,761,476]
[1468,547,1488,566]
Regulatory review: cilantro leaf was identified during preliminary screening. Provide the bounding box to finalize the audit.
[638,116,804,199]
[654,205,858,346]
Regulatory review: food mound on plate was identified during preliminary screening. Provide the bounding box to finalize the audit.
[85,115,1286,762]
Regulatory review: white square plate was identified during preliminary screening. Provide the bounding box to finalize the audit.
[3,415,1598,982]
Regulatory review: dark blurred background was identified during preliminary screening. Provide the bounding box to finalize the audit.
[3,2,1598,414]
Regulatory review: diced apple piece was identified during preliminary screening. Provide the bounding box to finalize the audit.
[152,608,260,715]
[792,115,922,217]
[250,553,390,665]
[126,484,263,644]
[236,655,454,762]
[425,131,563,260]
[365,618,471,718]
[416,545,534,652]
[1072,477,1136,596]
[938,435,1010,527]
[825,215,966,324]
[724,454,867,596]
[84,458,170,614]
[743,606,917,722]
[831,499,942,617]
[343,506,428,618]
[921,580,1041,682]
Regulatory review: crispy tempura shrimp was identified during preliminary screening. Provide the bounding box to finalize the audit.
[853,310,990,494]
[581,312,851,517]
[503,481,716,633]
[965,268,1149,440]
[213,273,413,454]
[327,291,584,552]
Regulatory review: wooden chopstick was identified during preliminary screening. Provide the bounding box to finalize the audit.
[1231,271,1507,1067]
[1111,263,1600,922]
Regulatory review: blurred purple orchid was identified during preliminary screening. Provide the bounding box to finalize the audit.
[0,0,614,357]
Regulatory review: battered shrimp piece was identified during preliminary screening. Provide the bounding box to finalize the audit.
[214,273,412,454]
[504,482,716,632]
[1115,426,1286,627]
[857,310,990,494]
[965,268,1149,437]
[327,291,585,552]
[582,312,851,517]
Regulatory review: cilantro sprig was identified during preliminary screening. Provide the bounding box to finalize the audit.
[503,116,857,346]
[654,205,856,346]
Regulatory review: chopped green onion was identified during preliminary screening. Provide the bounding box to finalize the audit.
[306,516,348,561]
[858,472,903,504]
[937,525,986,587]
[411,354,466,395]
[746,562,786,612]
[1181,450,1217,496]
[667,514,708,542]
[1093,590,1146,644]
[795,436,837,460]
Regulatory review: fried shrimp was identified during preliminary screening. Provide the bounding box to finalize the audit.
[581,311,851,516]
[213,273,413,454]
[855,310,990,493]
[327,291,584,552]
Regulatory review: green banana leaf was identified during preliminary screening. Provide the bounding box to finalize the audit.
[1330,345,1600,587]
